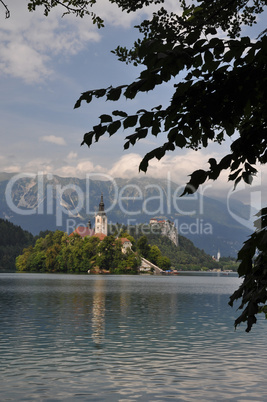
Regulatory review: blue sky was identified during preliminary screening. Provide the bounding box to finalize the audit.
[0,0,266,208]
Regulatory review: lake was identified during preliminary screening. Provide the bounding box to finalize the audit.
[1,273,267,401]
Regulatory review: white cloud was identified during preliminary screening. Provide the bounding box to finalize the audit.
[108,151,214,184]
[67,152,78,160]
[40,135,66,145]
[0,40,51,83]
[0,149,243,185]
[40,159,106,178]
[2,165,21,173]
[0,155,55,175]
[1,149,266,205]
[106,151,258,200]
[57,160,104,178]
[108,153,143,178]
[17,158,55,175]
[0,0,182,83]
[0,0,101,83]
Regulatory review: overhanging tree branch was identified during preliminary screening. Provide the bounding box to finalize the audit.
[1,0,10,18]
[74,0,267,331]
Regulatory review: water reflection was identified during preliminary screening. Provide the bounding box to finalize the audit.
[0,274,267,401]
[92,278,106,348]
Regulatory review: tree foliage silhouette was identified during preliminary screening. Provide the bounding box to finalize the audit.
[76,0,267,332]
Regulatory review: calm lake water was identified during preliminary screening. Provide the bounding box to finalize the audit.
[1,273,267,401]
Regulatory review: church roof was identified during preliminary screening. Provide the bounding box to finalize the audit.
[93,232,107,241]
[70,226,95,238]
[117,237,132,244]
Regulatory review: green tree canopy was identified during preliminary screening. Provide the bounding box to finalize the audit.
[148,245,161,265]
[16,230,98,273]
[137,235,151,258]
[0,218,34,272]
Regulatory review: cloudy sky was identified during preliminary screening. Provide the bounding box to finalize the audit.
[0,0,266,207]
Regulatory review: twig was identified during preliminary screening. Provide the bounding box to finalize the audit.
[0,0,10,18]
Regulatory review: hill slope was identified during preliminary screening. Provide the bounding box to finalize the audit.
[0,218,34,272]
[124,224,218,270]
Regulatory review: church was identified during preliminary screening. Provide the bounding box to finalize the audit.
[94,193,108,236]
[69,194,107,239]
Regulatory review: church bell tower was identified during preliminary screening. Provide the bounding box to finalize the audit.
[95,194,108,235]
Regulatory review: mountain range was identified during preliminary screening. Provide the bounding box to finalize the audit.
[0,172,254,257]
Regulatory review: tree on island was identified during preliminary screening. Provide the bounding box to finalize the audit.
[16,231,141,274]
[4,0,267,331]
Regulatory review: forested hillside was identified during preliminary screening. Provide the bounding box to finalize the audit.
[146,233,216,271]
[110,224,219,271]
[0,219,34,272]
[144,232,239,271]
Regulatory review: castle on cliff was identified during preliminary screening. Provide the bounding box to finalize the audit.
[149,218,178,246]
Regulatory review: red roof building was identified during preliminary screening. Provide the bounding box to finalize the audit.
[69,226,95,239]
[116,237,132,253]
[93,233,107,241]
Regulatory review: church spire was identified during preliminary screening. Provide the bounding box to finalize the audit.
[95,193,108,235]
[98,193,105,213]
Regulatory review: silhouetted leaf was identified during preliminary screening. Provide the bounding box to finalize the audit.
[112,110,128,117]
[107,120,121,135]
[123,115,138,129]
[94,88,106,98]
[107,86,126,101]
[99,114,113,123]
[81,131,94,147]
[74,92,92,108]
[139,112,154,127]
[93,124,107,141]
[175,134,187,148]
